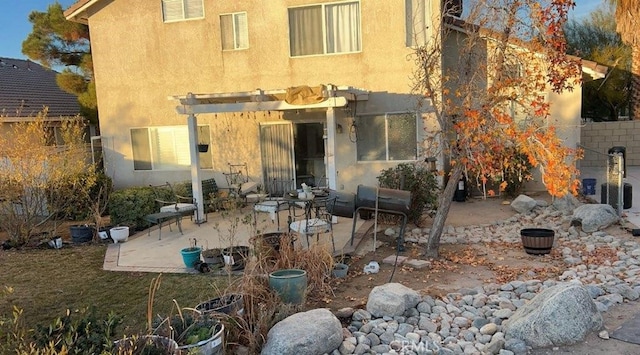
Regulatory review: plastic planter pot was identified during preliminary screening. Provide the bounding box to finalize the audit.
[520,228,555,255]
[70,225,94,243]
[332,263,349,278]
[222,246,250,271]
[202,248,224,267]
[196,294,244,315]
[268,269,307,304]
[110,226,129,243]
[181,247,202,268]
[177,322,224,355]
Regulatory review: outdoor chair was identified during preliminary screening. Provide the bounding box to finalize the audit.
[150,182,197,221]
[183,177,222,222]
[253,178,295,231]
[289,195,338,251]
[223,162,259,203]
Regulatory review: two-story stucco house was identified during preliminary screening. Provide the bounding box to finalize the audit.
[64,0,595,217]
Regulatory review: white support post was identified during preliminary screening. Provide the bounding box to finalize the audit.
[186,93,205,223]
[326,107,337,190]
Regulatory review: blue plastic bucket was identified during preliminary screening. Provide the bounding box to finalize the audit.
[582,178,597,195]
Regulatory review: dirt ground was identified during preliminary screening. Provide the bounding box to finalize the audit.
[308,194,640,354]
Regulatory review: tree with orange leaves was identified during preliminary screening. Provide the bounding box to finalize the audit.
[412,0,583,258]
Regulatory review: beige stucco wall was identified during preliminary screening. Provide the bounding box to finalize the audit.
[86,0,441,190]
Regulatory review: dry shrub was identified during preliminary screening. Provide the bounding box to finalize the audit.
[222,232,334,353]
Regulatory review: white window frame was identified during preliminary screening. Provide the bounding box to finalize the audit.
[355,112,419,162]
[162,0,204,23]
[405,0,433,48]
[131,125,212,171]
[221,12,249,50]
[288,1,361,57]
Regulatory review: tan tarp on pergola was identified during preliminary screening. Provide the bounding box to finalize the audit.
[285,85,327,105]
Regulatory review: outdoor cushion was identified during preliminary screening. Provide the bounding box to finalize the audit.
[160,203,197,213]
[289,218,331,235]
[254,200,288,222]
[240,181,258,194]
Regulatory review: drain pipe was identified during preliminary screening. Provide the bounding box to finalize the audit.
[373,187,379,252]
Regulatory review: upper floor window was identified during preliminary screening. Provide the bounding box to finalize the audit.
[406,0,432,47]
[288,1,361,57]
[131,125,212,171]
[162,0,204,23]
[355,113,418,162]
[221,12,249,50]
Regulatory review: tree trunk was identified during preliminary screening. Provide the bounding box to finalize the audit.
[424,163,464,258]
[631,46,640,119]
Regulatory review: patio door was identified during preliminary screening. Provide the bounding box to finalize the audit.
[259,122,295,196]
[293,122,325,188]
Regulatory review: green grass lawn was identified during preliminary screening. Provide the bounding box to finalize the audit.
[0,243,231,337]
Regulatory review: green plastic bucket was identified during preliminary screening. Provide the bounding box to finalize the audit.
[268,269,307,304]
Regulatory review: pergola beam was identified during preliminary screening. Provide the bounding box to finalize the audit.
[176,96,348,115]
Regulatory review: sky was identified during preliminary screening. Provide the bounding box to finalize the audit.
[0,0,76,61]
[0,0,606,62]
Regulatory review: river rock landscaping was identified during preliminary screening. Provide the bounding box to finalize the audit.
[263,195,640,354]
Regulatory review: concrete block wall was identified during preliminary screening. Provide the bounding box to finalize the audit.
[580,120,640,168]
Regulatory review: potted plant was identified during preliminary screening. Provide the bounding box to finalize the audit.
[113,334,179,354]
[213,205,253,272]
[154,306,224,354]
[195,293,244,316]
[201,241,224,269]
[180,238,202,268]
[222,245,250,271]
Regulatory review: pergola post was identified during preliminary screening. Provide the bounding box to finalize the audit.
[325,107,337,190]
[186,93,205,223]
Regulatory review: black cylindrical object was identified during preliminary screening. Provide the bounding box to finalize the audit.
[328,191,356,218]
[608,146,626,178]
[453,175,467,202]
[601,182,632,210]
[356,185,411,214]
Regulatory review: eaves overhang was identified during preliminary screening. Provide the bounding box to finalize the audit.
[64,0,104,24]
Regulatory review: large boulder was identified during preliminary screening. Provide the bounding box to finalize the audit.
[511,195,537,214]
[571,204,619,233]
[503,283,603,348]
[552,194,582,215]
[261,308,342,355]
[366,283,421,318]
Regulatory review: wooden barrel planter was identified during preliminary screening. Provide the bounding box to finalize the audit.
[520,228,555,255]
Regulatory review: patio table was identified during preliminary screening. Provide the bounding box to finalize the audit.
[144,211,182,240]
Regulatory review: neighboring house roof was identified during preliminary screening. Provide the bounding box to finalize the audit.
[0,57,82,119]
[580,59,609,81]
[444,16,608,81]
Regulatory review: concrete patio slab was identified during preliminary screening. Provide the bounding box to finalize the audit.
[104,205,368,274]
